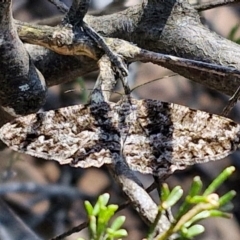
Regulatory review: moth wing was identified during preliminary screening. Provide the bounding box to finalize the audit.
[122,99,240,175]
[0,104,115,168]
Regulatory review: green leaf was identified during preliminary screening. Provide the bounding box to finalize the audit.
[184,224,205,238]
[184,210,210,227]
[161,183,170,202]
[92,201,101,216]
[99,205,118,223]
[107,228,128,238]
[219,190,236,206]
[99,193,110,207]
[89,216,97,237]
[176,177,203,219]
[187,195,209,204]
[84,201,93,216]
[96,207,108,237]
[208,209,231,218]
[188,176,203,197]
[162,186,183,209]
[96,205,118,237]
[203,166,235,196]
[91,193,110,217]
[110,216,126,230]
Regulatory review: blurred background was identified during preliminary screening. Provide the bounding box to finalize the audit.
[1,0,240,239]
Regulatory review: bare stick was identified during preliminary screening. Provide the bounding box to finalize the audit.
[50,221,88,240]
[109,157,171,233]
[47,0,68,13]
[222,85,240,116]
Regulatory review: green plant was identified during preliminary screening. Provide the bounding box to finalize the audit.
[149,166,236,240]
[79,166,235,240]
[79,193,127,240]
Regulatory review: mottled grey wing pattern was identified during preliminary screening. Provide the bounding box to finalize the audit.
[121,99,240,175]
[0,98,240,176]
[0,102,120,168]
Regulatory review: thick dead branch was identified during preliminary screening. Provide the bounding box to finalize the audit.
[15,18,240,95]
[0,0,47,116]
[12,0,240,99]
[195,0,240,11]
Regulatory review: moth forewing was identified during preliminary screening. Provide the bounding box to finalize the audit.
[0,104,115,168]
[169,103,240,165]
[121,99,240,175]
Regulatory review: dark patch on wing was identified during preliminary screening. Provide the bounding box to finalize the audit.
[71,99,121,167]
[20,112,46,151]
[143,100,174,162]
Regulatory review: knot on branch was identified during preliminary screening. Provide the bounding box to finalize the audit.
[52,25,74,47]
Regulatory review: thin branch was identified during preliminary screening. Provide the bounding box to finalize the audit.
[0,198,42,240]
[50,221,89,240]
[222,84,240,116]
[63,0,91,24]
[0,182,94,201]
[47,0,68,13]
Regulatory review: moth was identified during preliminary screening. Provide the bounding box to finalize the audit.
[0,98,239,176]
